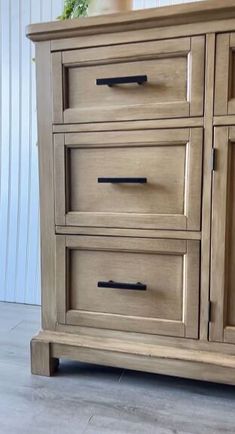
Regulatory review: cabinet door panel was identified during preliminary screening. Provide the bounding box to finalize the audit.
[215,33,235,116]
[210,127,235,344]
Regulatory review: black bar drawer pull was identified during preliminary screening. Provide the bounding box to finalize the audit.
[96,75,148,87]
[98,281,147,291]
[98,177,147,184]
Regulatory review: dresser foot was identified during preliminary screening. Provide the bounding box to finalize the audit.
[31,337,59,377]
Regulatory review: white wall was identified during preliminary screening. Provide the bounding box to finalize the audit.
[0,0,63,305]
[134,0,201,6]
[0,0,200,305]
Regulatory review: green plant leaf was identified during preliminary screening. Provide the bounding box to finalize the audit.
[59,0,89,20]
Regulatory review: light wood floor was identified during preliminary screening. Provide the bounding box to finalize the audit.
[1,302,235,434]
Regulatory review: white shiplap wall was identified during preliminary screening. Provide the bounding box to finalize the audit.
[0,0,200,305]
[0,0,64,305]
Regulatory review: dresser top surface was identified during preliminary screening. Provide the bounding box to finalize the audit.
[26,0,235,42]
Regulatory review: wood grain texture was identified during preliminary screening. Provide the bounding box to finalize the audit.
[214,32,235,116]
[53,117,204,133]
[55,226,202,240]
[214,115,235,126]
[52,52,63,124]
[210,127,229,342]
[200,33,215,341]
[214,33,230,116]
[211,127,235,345]
[190,35,205,116]
[30,329,235,385]
[26,0,235,42]
[31,338,59,376]
[54,318,235,356]
[36,42,57,330]
[54,134,65,226]
[49,18,235,53]
[36,330,235,369]
[56,235,66,325]
[52,343,235,386]
[31,1,235,383]
[228,34,235,116]
[52,37,204,123]
[55,235,199,338]
[54,128,202,231]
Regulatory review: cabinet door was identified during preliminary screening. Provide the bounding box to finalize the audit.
[215,33,235,115]
[210,127,235,344]
[56,235,200,339]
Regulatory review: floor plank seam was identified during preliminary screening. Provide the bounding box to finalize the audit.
[81,414,95,434]
[9,320,24,331]
[118,370,125,383]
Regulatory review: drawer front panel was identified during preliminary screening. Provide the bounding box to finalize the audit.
[52,37,205,124]
[54,128,203,230]
[56,236,200,339]
[215,33,235,116]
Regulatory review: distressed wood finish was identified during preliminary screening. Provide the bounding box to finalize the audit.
[36,42,57,331]
[214,32,235,116]
[52,37,204,123]
[31,339,59,377]
[54,129,203,231]
[200,33,215,340]
[48,18,235,53]
[53,117,204,133]
[32,329,235,386]
[210,127,235,345]
[26,0,235,42]
[55,226,202,240]
[56,235,200,339]
[28,1,235,385]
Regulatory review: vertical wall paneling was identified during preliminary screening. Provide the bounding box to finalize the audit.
[0,0,63,305]
[0,0,200,305]
[0,0,11,302]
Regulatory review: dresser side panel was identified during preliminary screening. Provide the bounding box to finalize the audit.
[36,41,56,330]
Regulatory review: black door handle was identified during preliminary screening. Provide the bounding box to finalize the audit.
[98,177,147,184]
[96,75,148,87]
[98,281,147,291]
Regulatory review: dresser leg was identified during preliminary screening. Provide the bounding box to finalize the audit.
[31,338,59,377]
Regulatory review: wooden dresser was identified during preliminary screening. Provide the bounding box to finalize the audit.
[27,0,235,385]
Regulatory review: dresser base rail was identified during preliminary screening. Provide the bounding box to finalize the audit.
[31,331,235,385]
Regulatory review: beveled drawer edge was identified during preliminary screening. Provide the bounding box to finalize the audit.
[55,226,201,240]
[52,117,204,133]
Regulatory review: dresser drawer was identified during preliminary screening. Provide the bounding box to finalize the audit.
[52,36,205,124]
[54,128,203,231]
[56,235,200,338]
[215,33,235,115]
